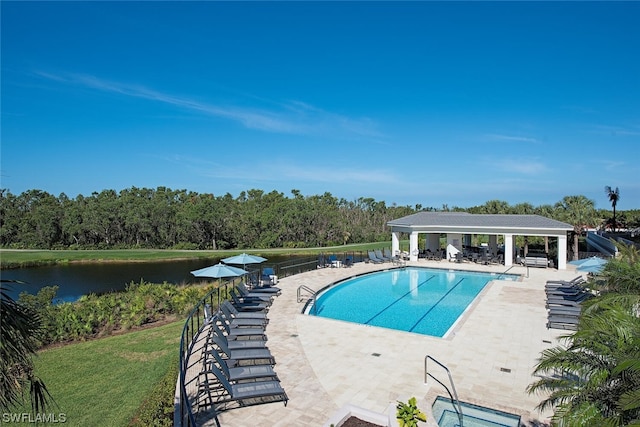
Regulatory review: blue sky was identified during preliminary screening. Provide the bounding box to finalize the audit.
[2,1,639,210]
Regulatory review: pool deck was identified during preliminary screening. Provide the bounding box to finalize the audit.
[195,259,579,426]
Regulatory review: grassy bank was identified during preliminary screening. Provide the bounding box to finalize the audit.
[8,320,184,426]
[0,243,390,269]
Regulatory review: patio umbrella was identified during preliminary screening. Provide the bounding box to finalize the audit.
[190,263,249,306]
[222,253,267,283]
[222,253,267,269]
[568,256,601,266]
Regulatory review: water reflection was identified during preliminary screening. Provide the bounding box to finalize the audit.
[2,255,301,302]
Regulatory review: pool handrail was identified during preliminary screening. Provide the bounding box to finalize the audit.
[425,355,464,426]
[297,284,317,314]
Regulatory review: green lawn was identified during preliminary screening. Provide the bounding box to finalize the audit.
[0,243,392,268]
[8,321,184,427]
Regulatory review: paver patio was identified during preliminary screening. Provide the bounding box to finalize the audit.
[189,259,578,426]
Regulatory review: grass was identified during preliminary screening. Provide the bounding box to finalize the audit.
[10,320,184,426]
[0,242,393,269]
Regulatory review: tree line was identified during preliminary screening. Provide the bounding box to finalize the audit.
[1,187,638,250]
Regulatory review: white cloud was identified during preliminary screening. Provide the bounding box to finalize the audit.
[35,71,382,139]
[485,134,539,143]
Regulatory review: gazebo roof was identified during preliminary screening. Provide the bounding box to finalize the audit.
[387,212,572,236]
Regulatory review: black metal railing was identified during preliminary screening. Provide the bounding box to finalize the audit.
[177,277,243,427]
[176,249,372,426]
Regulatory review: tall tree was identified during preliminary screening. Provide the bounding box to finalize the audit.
[605,186,621,232]
[555,195,598,261]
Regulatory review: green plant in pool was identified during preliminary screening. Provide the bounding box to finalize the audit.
[396,397,427,427]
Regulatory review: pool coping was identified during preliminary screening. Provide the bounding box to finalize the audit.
[208,259,574,426]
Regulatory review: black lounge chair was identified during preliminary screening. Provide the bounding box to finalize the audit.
[259,267,278,287]
[240,281,281,296]
[212,335,275,365]
[220,304,268,328]
[234,285,273,303]
[218,316,267,341]
[209,351,278,383]
[547,305,582,317]
[210,323,268,350]
[546,276,585,286]
[546,292,593,305]
[367,251,384,264]
[222,301,268,322]
[205,363,287,407]
[230,291,270,312]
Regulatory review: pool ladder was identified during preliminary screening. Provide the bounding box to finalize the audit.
[425,355,464,426]
[297,285,317,314]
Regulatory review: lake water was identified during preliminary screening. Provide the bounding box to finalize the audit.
[1,255,303,303]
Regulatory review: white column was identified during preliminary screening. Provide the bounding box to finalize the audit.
[392,231,400,257]
[488,235,498,256]
[504,234,513,267]
[409,232,419,261]
[557,234,567,270]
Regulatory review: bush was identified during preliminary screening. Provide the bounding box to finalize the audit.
[19,281,215,346]
[128,355,178,427]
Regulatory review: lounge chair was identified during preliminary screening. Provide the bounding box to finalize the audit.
[212,335,274,365]
[547,305,582,317]
[375,249,390,262]
[383,248,394,260]
[367,251,384,264]
[234,285,273,303]
[317,255,328,268]
[240,282,280,296]
[220,304,268,327]
[222,301,268,322]
[546,292,593,305]
[209,351,278,383]
[547,321,579,331]
[210,323,268,350]
[205,363,287,407]
[547,314,580,329]
[546,276,585,287]
[260,267,277,286]
[545,283,583,293]
[546,287,585,297]
[218,315,268,341]
[230,291,270,312]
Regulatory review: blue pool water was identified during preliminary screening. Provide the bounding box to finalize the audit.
[432,396,521,427]
[308,267,519,337]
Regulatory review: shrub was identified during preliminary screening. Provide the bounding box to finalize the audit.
[128,355,178,427]
[396,397,426,427]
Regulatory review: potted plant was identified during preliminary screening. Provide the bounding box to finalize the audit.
[396,397,427,427]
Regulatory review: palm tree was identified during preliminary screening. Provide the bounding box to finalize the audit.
[0,280,54,413]
[555,195,598,261]
[528,243,640,425]
[527,302,640,426]
[605,186,621,232]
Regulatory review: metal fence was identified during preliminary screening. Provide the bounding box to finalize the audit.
[175,250,370,426]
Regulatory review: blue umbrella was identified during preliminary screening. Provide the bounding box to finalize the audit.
[222,253,267,269]
[191,263,248,306]
[191,263,248,279]
[569,256,605,267]
[222,253,267,284]
[575,257,608,274]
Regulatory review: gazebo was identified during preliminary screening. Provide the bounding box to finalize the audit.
[387,212,574,270]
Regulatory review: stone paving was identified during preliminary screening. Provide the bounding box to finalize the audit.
[188,259,580,426]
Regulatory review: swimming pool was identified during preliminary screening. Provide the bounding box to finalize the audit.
[431,396,521,427]
[307,267,519,337]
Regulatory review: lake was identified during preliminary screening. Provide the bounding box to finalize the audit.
[1,255,308,303]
